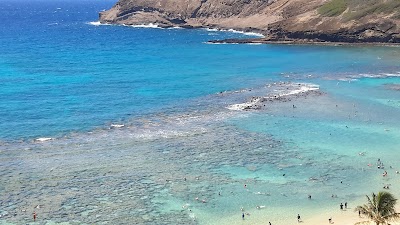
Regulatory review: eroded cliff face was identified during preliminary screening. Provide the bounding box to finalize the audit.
[99,0,400,43]
[99,0,282,31]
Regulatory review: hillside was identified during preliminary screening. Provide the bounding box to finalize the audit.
[99,0,400,43]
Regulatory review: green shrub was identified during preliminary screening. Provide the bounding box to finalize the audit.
[343,0,400,21]
[318,0,347,17]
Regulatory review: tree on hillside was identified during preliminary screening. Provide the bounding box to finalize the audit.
[355,191,400,225]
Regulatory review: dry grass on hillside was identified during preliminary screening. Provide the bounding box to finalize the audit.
[319,0,400,20]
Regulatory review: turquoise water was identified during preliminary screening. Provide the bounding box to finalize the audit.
[2,0,400,224]
[1,0,399,141]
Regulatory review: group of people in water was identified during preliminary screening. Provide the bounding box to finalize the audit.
[185,157,397,224]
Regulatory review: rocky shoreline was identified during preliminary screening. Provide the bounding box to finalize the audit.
[99,0,400,45]
[207,37,400,46]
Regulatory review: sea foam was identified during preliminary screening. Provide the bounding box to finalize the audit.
[35,137,53,142]
[225,29,264,37]
[227,83,320,111]
[130,23,161,29]
[87,21,111,26]
[206,28,264,37]
[350,72,400,80]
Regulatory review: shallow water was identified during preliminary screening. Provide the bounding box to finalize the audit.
[2,78,400,224]
[2,0,400,224]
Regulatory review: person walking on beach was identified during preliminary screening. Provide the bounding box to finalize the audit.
[33,212,36,221]
[242,213,245,220]
[345,202,347,208]
[340,203,343,210]
[269,222,272,225]
[297,214,301,222]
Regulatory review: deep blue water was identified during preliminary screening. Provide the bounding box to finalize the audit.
[1,0,400,141]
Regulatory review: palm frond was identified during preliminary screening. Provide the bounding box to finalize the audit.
[355,191,400,225]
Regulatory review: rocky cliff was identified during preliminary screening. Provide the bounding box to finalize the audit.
[99,0,400,43]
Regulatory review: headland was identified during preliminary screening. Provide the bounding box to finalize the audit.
[99,0,400,44]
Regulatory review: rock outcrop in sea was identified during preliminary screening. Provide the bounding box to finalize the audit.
[99,0,400,43]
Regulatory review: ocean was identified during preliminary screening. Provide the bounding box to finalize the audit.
[1,0,400,224]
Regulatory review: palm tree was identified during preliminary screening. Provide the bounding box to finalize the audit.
[355,191,400,225]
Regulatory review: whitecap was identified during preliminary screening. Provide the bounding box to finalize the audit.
[167,26,183,29]
[203,28,219,32]
[345,72,400,80]
[87,21,111,26]
[110,124,125,128]
[130,23,162,29]
[35,137,52,142]
[226,83,320,111]
[225,29,264,37]
[203,27,264,37]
